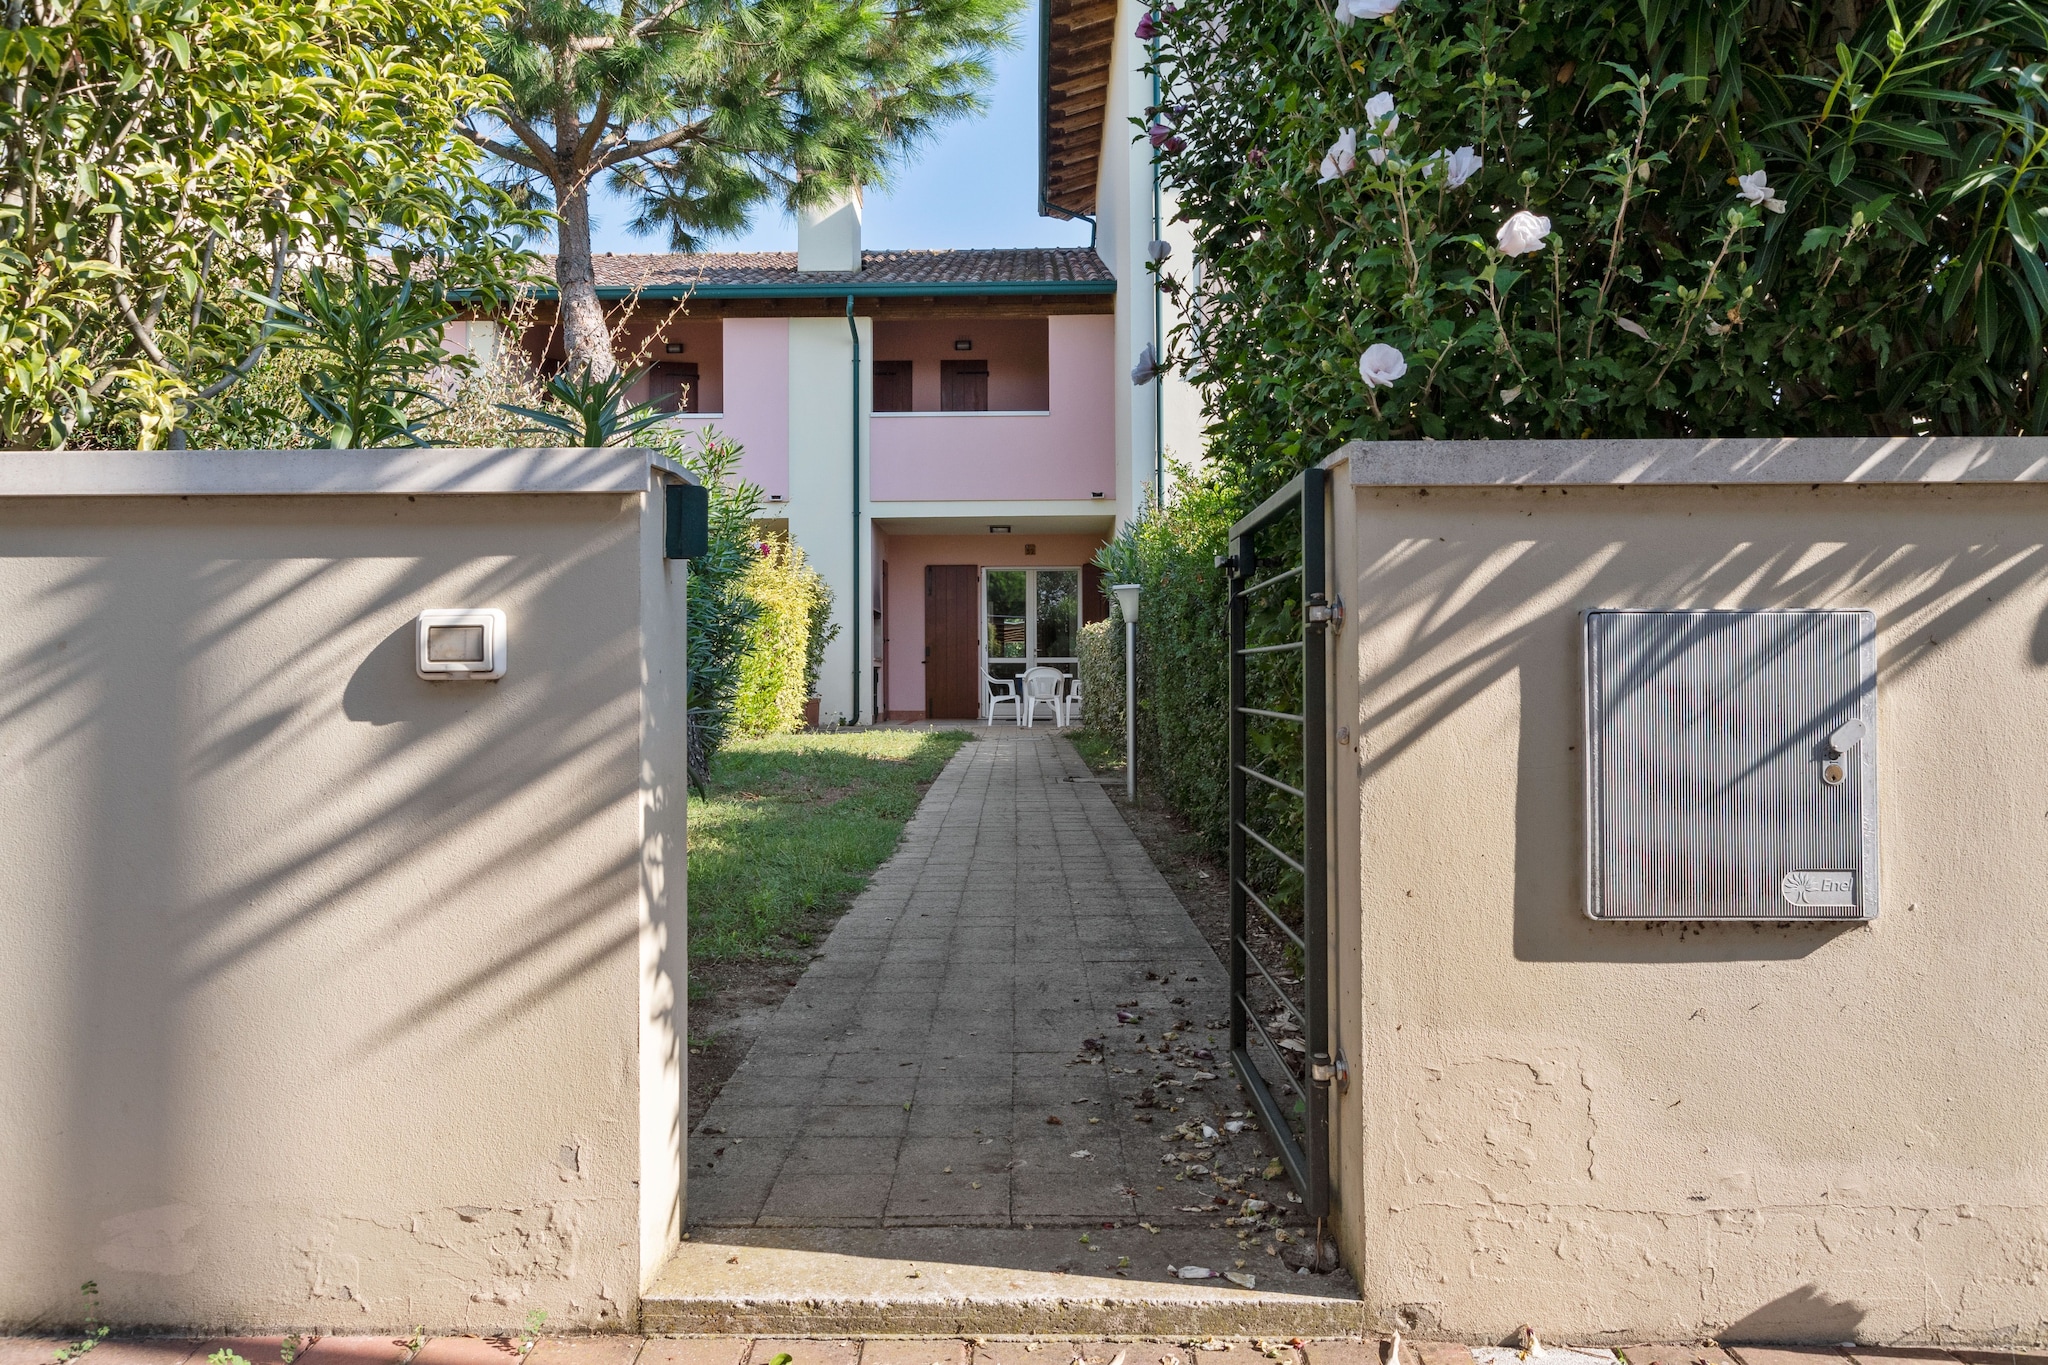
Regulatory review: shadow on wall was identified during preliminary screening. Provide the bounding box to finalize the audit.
[1351,485,2048,965]
[0,492,678,1327]
[1720,1284,1868,1343]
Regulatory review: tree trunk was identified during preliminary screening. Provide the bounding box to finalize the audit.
[554,175,617,379]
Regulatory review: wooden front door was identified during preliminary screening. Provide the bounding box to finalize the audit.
[925,565,980,719]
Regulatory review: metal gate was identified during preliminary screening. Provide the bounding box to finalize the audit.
[1224,466,1333,1221]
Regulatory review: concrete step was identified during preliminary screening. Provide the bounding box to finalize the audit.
[645,1229,1365,1336]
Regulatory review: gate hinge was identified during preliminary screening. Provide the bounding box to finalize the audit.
[1214,553,1238,576]
[1306,594,1342,629]
[1310,1050,1349,1088]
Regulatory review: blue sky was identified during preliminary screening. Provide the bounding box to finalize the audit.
[578,0,1096,257]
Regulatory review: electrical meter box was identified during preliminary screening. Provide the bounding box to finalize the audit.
[1582,608,1879,921]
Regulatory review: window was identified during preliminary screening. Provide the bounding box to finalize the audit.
[873,360,913,412]
[940,359,989,411]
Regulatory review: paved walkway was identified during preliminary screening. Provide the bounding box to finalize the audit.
[683,727,1345,1300]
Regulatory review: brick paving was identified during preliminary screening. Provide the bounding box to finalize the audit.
[687,728,1313,1264]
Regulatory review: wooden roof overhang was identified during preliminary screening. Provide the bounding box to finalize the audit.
[1040,0,1118,220]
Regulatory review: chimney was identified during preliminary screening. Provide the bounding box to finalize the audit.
[797,185,862,273]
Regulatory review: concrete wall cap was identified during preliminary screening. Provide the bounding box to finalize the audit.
[0,446,695,497]
[1330,436,2048,486]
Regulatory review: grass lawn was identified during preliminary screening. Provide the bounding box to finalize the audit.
[686,728,970,964]
[1066,727,1125,775]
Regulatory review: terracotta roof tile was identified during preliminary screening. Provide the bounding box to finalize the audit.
[558,247,1114,291]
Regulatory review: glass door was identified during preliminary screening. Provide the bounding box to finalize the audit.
[983,568,1080,698]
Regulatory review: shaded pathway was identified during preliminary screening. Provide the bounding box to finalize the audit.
[680,727,1356,1311]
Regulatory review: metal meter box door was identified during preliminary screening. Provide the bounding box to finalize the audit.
[1583,609,1879,921]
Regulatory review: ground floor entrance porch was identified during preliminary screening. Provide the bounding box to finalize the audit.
[873,529,1113,722]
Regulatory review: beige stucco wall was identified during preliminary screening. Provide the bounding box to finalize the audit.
[1332,462,2048,1345]
[0,453,689,1334]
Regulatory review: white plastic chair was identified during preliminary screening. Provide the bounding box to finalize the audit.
[1019,665,1064,727]
[1060,674,1084,727]
[983,670,1020,725]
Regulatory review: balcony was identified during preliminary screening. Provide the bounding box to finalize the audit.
[868,315,1113,503]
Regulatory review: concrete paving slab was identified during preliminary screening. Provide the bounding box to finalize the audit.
[1305,1341,1387,1365]
[646,1232,1361,1335]
[411,1341,521,1365]
[295,1338,415,1365]
[525,1341,644,1365]
[745,1343,860,1365]
[1610,1348,1736,1365]
[0,1341,67,1365]
[637,1342,745,1365]
[71,1343,206,1365]
[856,1343,966,1365]
[192,1340,305,1365]
[1724,1351,1848,1365]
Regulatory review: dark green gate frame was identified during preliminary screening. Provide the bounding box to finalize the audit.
[1224,466,1332,1222]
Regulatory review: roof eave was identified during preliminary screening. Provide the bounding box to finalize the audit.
[525,279,1118,301]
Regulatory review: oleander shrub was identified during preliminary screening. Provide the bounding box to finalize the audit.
[732,536,832,737]
[1142,0,2048,498]
[664,430,763,765]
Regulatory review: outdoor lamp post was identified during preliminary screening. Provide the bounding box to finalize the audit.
[1110,583,1141,801]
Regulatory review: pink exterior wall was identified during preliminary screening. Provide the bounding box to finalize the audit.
[877,531,1110,716]
[869,315,1114,502]
[664,318,789,501]
[872,319,1049,411]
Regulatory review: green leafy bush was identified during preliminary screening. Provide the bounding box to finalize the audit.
[732,536,832,738]
[1,0,536,448]
[1076,618,1124,745]
[262,262,472,448]
[1095,470,1239,852]
[1145,0,2048,496]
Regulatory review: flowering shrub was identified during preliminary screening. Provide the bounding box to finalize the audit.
[1141,0,2048,493]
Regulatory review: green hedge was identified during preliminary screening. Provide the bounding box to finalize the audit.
[1076,617,1123,745]
[1095,471,1241,854]
[731,535,831,738]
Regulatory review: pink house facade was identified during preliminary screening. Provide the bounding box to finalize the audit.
[463,217,1124,724]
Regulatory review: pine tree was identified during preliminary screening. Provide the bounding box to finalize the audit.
[467,0,1019,376]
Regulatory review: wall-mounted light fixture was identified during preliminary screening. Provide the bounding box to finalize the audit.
[416,609,507,681]
[988,524,1011,534]
[1091,491,1105,499]
[953,338,973,351]
[665,342,685,354]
